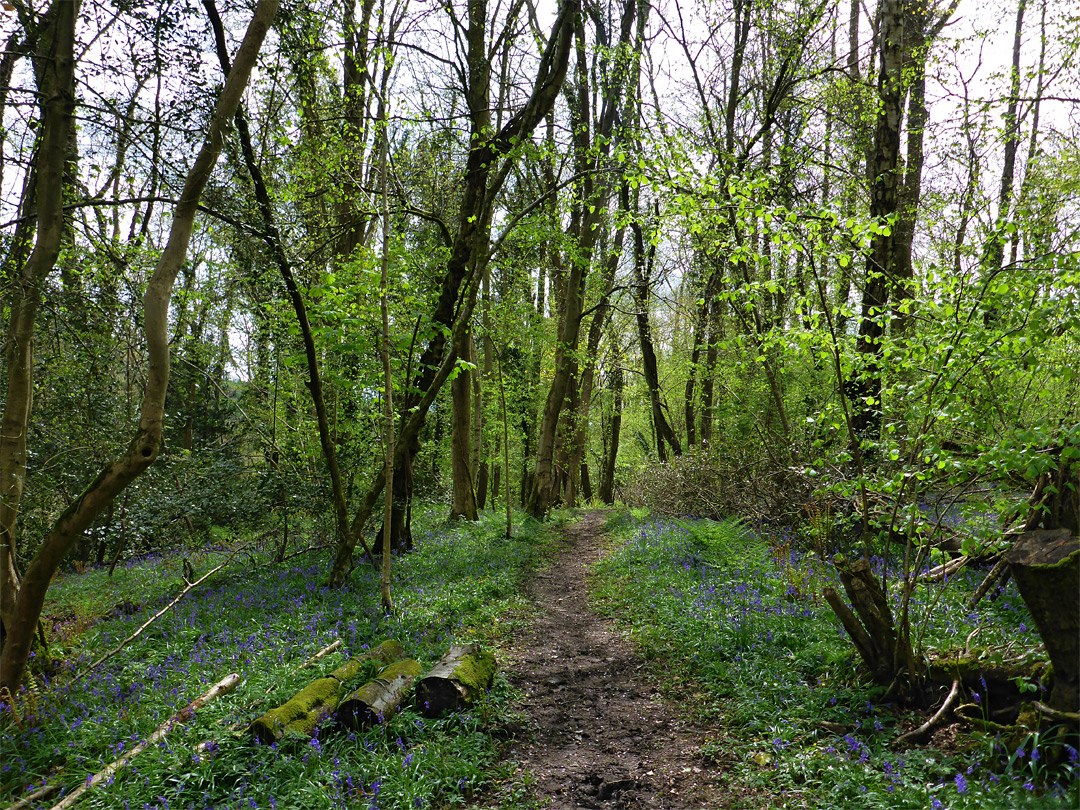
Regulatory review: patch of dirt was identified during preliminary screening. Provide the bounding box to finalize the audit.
[483,510,729,809]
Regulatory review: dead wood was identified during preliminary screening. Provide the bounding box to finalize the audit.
[1005,528,1079,713]
[73,543,249,684]
[48,674,240,810]
[415,643,496,717]
[337,659,422,729]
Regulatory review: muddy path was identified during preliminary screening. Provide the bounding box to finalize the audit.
[485,510,727,809]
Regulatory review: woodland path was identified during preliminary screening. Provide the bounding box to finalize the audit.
[482,510,728,809]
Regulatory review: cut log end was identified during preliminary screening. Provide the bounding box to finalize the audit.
[415,643,496,718]
[337,659,422,730]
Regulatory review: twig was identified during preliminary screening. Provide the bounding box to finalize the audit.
[281,543,333,562]
[8,782,61,810]
[283,639,342,681]
[894,679,962,746]
[73,544,249,684]
[1033,701,1080,726]
[48,674,241,810]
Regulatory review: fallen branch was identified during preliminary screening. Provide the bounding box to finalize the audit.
[281,543,334,562]
[894,679,961,747]
[49,674,240,810]
[1033,700,1080,726]
[968,556,1009,609]
[73,544,249,684]
[919,555,968,583]
[283,639,342,682]
[8,782,61,810]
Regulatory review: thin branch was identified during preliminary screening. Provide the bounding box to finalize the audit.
[72,543,250,684]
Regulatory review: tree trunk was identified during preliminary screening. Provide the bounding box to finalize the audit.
[632,218,681,461]
[599,335,623,504]
[450,327,479,520]
[0,0,279,693]
[327,0,577,581]
[847,0,905,442]
[823,554,918,689]
[1005,529,1078,713]
[528,0,639,518]
[0,0,77,647]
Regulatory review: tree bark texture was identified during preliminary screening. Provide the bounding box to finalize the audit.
[1005,529,1079,712]
[337,659,422,729]
[823,554,917,688]
[0,0,279,693]
[415,643,496,717]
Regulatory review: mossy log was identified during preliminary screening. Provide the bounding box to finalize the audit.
[249,639,407,743]
[1005,529,1079,713]
[415,643,496,717]
[337,659,422,729]
[249,677,342,744]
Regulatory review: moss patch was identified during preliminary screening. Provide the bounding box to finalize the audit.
[249,677,342,744]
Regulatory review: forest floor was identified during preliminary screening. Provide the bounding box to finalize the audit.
[482,510,744,809]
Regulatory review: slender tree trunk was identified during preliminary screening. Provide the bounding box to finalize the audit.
[0,0,278,692]
[632,217,682,461]
[1,0,77,644]
[982,0,1027,290]
[847,0,904,442]
[599,334,623,504]
[450,327,479,520]
[378,53,395,613]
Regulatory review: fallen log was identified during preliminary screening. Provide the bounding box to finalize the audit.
[337,659,422,729]
[248,639,407,743]
[48,674,240,810]
[249,677,342,744]
[415,643,496,717]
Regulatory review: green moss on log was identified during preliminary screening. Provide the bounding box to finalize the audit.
[450,648,495,693]
[415,644,497,717]
[327,639,406,684]
[248,677,342,744]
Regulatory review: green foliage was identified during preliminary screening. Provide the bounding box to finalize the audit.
[1,507,552,810]
[592,514,1078,809]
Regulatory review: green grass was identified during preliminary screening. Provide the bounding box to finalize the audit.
[591,513,1080,810]
[1,506,553,810]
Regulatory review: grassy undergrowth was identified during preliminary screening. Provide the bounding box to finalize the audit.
[592,510,1079,810]
[1,507,548,810]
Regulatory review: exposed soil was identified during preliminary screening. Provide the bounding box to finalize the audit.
[483,510,729,809]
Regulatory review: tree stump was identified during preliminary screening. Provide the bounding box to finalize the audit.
[415,643,496,717]
[822,555,917,687]
[1005,528,1079,713]
[337,659,422,729]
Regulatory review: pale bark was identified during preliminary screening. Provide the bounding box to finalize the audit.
[0,0,279,692]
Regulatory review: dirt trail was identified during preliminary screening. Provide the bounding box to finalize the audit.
[489,510,724,809]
